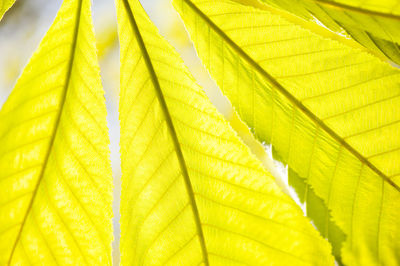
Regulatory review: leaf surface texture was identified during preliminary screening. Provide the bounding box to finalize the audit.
[173,0,400,264]
[0,0,113,264]
[117,0,334,265]
[258,0,400,65]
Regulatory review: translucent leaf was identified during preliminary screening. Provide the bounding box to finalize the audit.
[257,0,400,65]
[173,0,400,264]
[117,0,334,265]
[0,0,113,264]
[288,169,346,263]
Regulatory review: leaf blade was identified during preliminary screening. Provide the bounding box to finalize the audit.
[173,0,400,264]
[0,0,113,264]
[119,0,209,263]
[117,0,334,265]
[256,0,400,65]
[0,0,15,20]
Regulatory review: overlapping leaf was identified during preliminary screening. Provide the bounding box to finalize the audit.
[117,0,334,265]
[173,0,400,264]
[0,0,113,264]
[258,0,400,65]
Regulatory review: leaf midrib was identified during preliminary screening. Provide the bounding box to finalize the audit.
[120,0,210,265]
[232,0,391,63]
[181,0,400,193]
[7,0,84,264]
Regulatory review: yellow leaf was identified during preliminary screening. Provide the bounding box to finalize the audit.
[173,0,400,264]
[0,0,15,20]
[117,0,334,265]
[0,0,113,264]
[257,0,400,65]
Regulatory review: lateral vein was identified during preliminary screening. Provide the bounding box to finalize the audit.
[7,0,84,263]
[121,0,210,264]
[182,0,400,192]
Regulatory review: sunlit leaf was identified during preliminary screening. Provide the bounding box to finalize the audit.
[0,0,15,20]
[173,0,400,264]
[117,0,334,265]
[0,0,113,264]
[257,0,400,65]
[288,169,346,262]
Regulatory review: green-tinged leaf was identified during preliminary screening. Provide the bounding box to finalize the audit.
[0,0,113,264]
[117,0,334,265]
[0,0,15,20]
[257,0,400,65]
[173,0,400,264]
[288,169,346,263]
